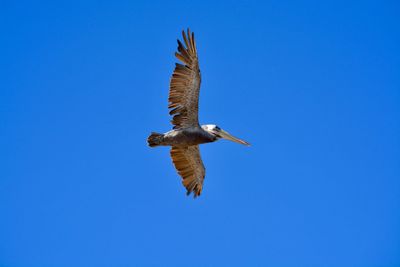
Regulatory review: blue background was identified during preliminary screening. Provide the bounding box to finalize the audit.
[1,1,399,266]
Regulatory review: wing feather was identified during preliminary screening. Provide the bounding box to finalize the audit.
[168,29,201,129]
[170,146,205,197]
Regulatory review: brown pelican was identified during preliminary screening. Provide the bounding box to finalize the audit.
[147,29,249,198]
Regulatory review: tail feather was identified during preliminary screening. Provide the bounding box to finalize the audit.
[147,132,163,147]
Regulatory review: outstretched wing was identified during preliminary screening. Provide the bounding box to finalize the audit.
[168,29,201,129]
[170,146,205,197]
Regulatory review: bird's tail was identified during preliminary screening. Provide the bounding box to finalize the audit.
[147,132,164,147]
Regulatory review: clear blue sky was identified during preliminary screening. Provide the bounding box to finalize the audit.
[1,1,399,266]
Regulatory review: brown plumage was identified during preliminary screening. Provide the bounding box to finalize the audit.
[168,29,201,129]
[147,28,250,198]
[170,146,205,197]
[168,29,204,197]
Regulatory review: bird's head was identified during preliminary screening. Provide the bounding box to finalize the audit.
[201,124,250,146]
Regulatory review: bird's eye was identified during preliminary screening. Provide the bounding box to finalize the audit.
[215,126,221,130]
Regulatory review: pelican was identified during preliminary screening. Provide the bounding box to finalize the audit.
[147,29,250,197]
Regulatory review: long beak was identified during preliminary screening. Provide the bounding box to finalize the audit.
[219,129,250,146]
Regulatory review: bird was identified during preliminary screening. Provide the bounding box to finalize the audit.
[147,29,250,198]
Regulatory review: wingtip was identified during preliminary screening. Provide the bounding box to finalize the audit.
[186,188,202,199]
[181,28,194,38]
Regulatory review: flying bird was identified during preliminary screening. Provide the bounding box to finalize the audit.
[147,29,249,197]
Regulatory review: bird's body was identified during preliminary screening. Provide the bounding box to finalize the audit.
[148,29,249,197]
[148,127,217,147]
